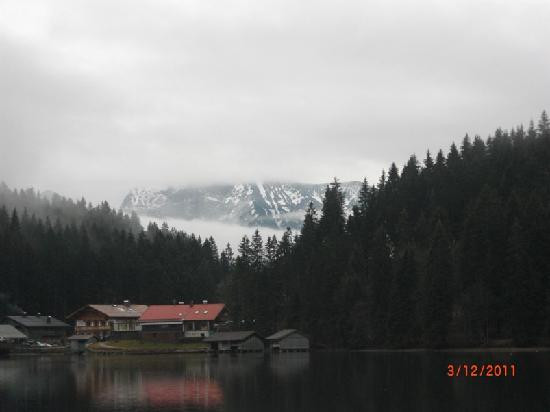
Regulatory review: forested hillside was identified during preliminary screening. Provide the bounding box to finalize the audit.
[0,187,224,319]
[224,112,550,348]
[2,113,550,348]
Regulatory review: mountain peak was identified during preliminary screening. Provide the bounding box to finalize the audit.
[121,182,362,229]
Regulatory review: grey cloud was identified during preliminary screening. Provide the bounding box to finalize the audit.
[1,0,549,205]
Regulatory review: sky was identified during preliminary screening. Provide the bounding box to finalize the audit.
[1,0,549,207]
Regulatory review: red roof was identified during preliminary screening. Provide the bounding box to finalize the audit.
[139,303,225,322]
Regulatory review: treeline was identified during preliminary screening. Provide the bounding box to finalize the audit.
[2,113,550,348]
[0,183,142,237]
[224,112,550,347]
[0,187,224,319]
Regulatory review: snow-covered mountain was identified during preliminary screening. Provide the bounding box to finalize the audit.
[121,182,362,229]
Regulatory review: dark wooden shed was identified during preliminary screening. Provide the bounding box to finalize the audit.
[204,331,264,352]
[266,329,309,352]
[68,334,97,353]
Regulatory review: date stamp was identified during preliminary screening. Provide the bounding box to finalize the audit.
[446,364,516,377]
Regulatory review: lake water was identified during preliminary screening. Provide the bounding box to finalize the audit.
[1,351,549,412]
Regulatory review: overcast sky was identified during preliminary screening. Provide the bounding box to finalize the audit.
[1,0,549,206]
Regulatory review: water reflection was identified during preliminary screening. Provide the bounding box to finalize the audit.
[143,377,222,409]
[69,355,236,411]
[0,351,549,412]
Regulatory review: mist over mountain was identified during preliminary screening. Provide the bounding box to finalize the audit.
[121,182,362,229]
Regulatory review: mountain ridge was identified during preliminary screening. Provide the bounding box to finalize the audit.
[121,181,362,229]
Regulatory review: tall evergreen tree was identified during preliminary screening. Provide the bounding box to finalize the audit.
[421,221,453,347]
[386,247,417,347]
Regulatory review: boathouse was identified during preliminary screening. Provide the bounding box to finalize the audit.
[68,334,97,354]
[204,331,264,352]
[265,329,309,352]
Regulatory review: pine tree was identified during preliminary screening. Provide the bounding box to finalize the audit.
[386,247,416,347]
[319,180,345,238]
[538,110,549,134]
[505,220,544,344]
[220,243,234,274]
[421,220,453,347]
[364,225,392,345]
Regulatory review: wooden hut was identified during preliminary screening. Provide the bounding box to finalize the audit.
[266,329,309,352]
[204,331,264,352]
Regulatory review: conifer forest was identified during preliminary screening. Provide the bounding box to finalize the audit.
[2,112,550,348]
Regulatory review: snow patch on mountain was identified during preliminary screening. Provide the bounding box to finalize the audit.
[121,181,362,229]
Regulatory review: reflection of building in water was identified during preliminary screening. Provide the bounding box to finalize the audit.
[144,377,223,408]
[69,355,226,410]
[268,353,310,377]
[70,356,146,408]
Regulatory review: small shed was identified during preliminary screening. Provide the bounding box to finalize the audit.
[204,331,264,352]
[0,324,27,356]
[266,329,309,352]
[68,334,96,354]
[0,324,28,343]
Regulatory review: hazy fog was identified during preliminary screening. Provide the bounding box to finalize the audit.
[141,215,288,249]
[1,0,549,207]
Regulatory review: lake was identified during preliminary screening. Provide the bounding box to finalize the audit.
[1,351,549,412]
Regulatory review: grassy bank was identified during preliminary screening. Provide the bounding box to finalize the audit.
[88,340,209,354]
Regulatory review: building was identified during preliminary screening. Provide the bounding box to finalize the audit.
[265,329,309,352]
[68,334,97,354]
[5,315,71,344]
[0,324,28,344]
[66,303,148,339]
[139,303,226,341]
[0,324,27,355]
[204,331,264,352]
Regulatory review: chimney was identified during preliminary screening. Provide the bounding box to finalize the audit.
[123,300,130,307]
[190,300,194,307]
[46,316,52,324]
[22,312,27,318]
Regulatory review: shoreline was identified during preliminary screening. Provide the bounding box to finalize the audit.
[6,341,550,356]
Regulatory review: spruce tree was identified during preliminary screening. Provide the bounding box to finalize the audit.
[421,220,453,347]
[386,247,416,347]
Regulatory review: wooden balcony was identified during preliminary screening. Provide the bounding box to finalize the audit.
[75,326,111,333]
